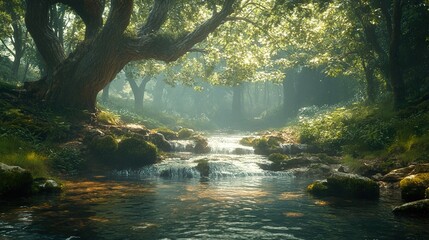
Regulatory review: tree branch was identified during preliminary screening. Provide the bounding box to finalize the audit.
[139,0,172,36]
[25,0,65,71]
[124,0,237,62]
[57,0,104,40]
[0,39,15,57]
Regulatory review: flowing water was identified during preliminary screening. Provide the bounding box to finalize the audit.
[1,134,429,240]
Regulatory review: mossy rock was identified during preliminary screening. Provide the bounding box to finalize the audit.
[393,199,429,216]
[178,128,194,139]
[253,137,282,155]
[195,159,210,178]
[239,137,256,147]
[117,138,158,168]
[89,135,118,155]
[154,128,178,140]
[307,172,379,199]
[192,135,210,154]
[0,162,33,197]
[425,187,429,199]
[326,173,379,199]
[400,173,429,202]
[149,133,172,152]
[307,180,329,196]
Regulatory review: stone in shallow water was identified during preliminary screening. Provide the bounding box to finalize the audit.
[307,172,380,199]
[392,199,429,216]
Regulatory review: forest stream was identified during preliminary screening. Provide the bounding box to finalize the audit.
[1,134,429,240]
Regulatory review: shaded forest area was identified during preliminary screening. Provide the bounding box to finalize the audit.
[0,0,429,194]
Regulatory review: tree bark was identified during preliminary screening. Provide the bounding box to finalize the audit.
[25,0,236,112]
[389,0,405,108]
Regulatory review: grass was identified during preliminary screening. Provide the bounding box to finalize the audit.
[0,137,50,178]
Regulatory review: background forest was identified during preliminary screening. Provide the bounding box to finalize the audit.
[1,0,429,171]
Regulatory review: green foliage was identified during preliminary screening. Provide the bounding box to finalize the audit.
[97,110,121,125]
[298,103,396,152]
[49,147,85,176]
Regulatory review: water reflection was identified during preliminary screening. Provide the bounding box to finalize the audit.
[1,177,429,239]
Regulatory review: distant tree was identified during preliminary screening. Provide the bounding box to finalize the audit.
[0,0,27,82]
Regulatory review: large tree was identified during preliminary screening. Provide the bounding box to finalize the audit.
[24,0,237,111]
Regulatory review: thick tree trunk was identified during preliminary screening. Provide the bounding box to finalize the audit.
[25,0,236,112]
[390,0,405,108]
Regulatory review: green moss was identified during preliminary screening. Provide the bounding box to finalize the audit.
[400,173,429,202]
[268,153,289,164]
[97,110,121,125]
[117,138,158,168]
[307,180,329,196]
[178,128,194,139]
[425,187,429,199]
[308,173,379,199]
[154,127,178,140]
[90,135,118,155]
[239,137,256,147]
[326,173,379,199]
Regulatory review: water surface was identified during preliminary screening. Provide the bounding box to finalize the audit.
[1,134,428,239]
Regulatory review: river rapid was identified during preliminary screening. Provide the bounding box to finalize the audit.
[1,134,429,239]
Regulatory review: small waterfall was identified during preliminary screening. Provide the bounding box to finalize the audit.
[116,134,292,180]
[169,140,195,152]
[208,135,254,154]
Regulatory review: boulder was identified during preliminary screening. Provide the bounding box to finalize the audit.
[192,135,210,154]
[117,137,158,168]
[0,163,33,197]
[89,134,118,155]
[381,165,415,182]
[149,133,172,152]
[392,199,429,216]
[399,173,429,202]
[307,172,380,199]
[195,159,210,178]
[253,137,283,155]
[178,128,194,139]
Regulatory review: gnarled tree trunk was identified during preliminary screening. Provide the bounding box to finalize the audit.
[24,0,236,112]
